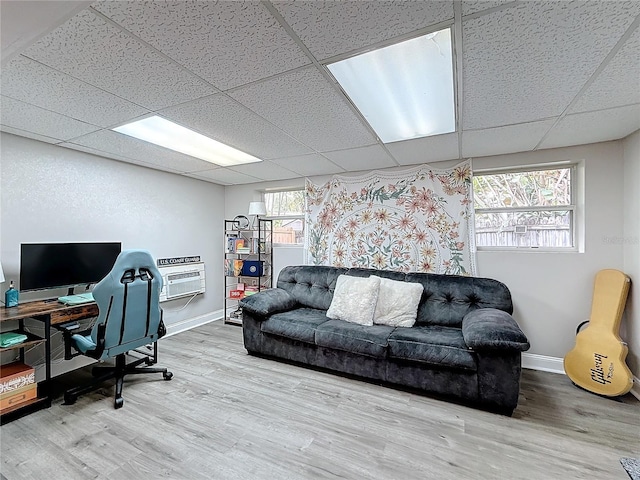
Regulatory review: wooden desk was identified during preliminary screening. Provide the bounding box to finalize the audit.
[0,300,99,423]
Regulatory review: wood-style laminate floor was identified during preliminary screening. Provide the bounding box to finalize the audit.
[1,321,638,480]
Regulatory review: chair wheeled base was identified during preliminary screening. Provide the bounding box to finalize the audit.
[64,344,172,409]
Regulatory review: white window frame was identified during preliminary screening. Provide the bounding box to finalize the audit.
[263,188,305,248]
[473,163,581,253]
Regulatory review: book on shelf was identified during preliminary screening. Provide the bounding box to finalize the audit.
[224,259,244,277]
[236,247,251,254]
[243,286,259,296]
[226,234,238,253]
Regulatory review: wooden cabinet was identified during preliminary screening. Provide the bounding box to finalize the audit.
[224,218,273,325]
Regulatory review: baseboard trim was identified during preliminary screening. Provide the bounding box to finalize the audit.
[631,376,640,401]
[522,354,640,399]
[522,353,565,374]
[165,309,224,337]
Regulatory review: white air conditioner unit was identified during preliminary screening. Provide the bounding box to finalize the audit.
[159,263,205,302]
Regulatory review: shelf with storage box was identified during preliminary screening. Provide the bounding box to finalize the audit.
[224,218,273,325]
[0,300,100,423]
[0,320,48,423]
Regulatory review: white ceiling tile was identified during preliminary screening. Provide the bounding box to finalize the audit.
[229,67,377,151]
[385,133,459,165]
[158,94,312,160]
[462,120,556,157]
[93,1,310,91]
[228,160,301,182]
[570,28,640,114]
[539,106,640,150]
[22,9,217,110]
[271,154,345,177]
[461,1,515,17]
[1,126,61,145]
[462,1,640,129]
[273,1,453,60]
[1,0,93,64]
[68,130,221,173]
[0,96,100,141]
[185,168,261,185]
[1,55,150,127]
[323,145,398,171]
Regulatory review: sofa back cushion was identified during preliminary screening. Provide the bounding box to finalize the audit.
[405,272,513,327]
[277,266,513,328]
[277,265,347,310]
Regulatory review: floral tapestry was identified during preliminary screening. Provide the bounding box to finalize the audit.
[305,161,476,276]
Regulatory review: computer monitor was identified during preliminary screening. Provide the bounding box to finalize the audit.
[20,242,122,295]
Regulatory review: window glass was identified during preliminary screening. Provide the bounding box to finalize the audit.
[264,190,305,245]
[473,167,574,249]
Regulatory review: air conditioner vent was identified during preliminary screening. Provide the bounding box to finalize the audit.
[159,263,205,302]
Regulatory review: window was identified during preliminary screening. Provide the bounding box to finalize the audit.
[264,190,305,246]
[473,167,575,249]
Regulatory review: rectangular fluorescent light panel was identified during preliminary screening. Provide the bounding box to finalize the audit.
[327,28,455,143]
[113,116,261,167]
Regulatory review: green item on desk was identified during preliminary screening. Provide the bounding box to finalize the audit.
[0,332,28,348]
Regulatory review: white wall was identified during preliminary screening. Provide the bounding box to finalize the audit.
[225,141,629,368]
[622,130,640,382]
[473,142,626,364]
[0,132,226,337]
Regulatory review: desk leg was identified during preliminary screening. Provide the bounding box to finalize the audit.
[34,314,52,405]
[44,316,51,391]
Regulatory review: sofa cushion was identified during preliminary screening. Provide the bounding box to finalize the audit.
[261,308,329,344]
[327,275,381,326]
[405,273,513,327]
[277,265,347,310]
[387,325,477,370]
[315,320,394,358]
[372,276,423,327]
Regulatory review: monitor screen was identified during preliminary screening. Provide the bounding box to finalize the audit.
[20,242,122,293]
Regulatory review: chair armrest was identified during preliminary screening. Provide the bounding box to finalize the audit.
[239,288,299,318]
[462,308,530,352]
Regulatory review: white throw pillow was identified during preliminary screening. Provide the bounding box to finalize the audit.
[372,276,423,327]
[327,275,381,326]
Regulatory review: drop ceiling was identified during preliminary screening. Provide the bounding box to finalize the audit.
[1,0,638,186]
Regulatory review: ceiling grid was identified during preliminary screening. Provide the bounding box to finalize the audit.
[0,0,637,185]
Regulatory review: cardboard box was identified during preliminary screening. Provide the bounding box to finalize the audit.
[0,384,37,412]
[0,362,36,396]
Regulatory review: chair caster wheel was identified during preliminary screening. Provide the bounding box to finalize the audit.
[163,371,173,381]
[114,397,124,409]
[64,393,77,405]
[145,357,153,366]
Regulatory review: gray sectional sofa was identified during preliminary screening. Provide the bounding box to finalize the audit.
[239,265,530,415]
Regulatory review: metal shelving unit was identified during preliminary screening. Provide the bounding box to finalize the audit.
[224,218,272,325]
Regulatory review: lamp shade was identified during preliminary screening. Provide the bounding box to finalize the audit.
[248,201,267,216]
[0,262,4,283]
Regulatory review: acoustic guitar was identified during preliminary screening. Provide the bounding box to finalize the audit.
[564,269,633,397]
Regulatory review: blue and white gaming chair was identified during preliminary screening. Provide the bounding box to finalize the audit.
[63,249,172,409]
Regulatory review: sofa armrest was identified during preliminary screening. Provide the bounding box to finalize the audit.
[239,288,299,319]
[462,308,530,352]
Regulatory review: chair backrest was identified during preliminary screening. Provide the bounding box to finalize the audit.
[90,249,164,359]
